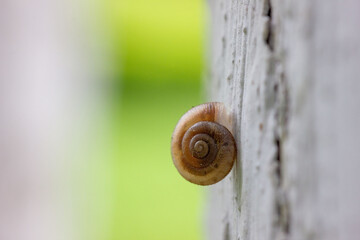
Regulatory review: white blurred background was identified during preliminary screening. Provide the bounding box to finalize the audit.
[0,1,112,239]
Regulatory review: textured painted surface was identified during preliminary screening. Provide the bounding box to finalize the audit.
[206,0,360,239]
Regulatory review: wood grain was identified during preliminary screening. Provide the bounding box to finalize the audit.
[206,0,360,239]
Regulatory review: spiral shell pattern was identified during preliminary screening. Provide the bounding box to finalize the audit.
[171,102,237,185]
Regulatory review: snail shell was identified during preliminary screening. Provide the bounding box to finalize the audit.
[171,102,237,185]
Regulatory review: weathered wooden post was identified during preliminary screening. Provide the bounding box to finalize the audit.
[206,0,360,239]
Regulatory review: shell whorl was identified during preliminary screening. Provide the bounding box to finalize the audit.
[171,102,237,185]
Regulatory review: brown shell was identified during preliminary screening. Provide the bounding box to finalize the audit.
[171,102,237,185]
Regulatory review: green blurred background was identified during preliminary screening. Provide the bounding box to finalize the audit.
[98,0,206,239]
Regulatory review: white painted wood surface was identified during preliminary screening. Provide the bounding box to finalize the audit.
[206,0,360,239]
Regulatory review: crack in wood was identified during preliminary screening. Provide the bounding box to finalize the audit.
[266,0,291,237]
[264,0,274,51]
[274,68,291,238]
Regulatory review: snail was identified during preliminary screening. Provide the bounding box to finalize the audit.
[171,102,237,185]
